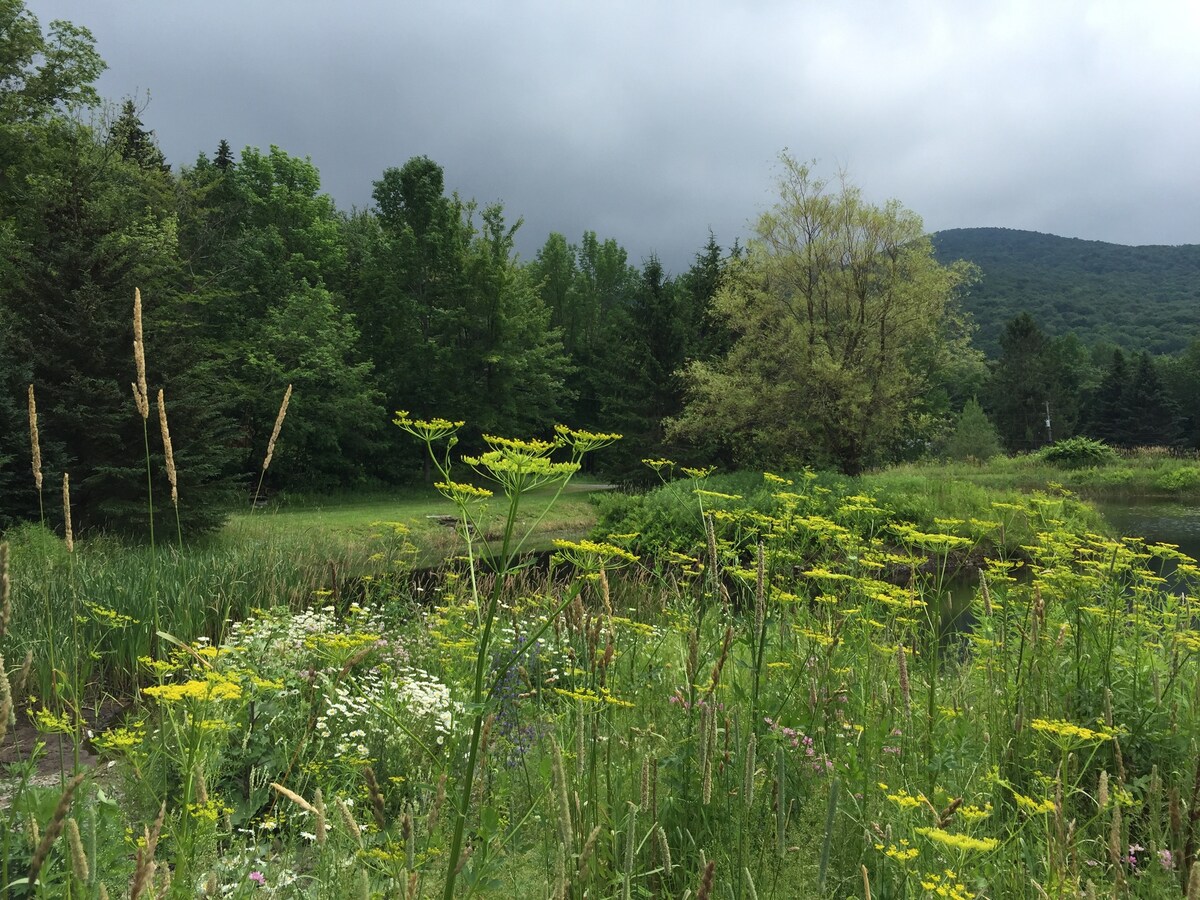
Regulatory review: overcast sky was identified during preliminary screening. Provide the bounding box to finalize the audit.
[26,0,1200,272]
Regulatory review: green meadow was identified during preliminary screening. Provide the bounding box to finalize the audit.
[2,428,1198,899]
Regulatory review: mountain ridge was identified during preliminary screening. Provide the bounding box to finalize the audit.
[931,227,1200,355]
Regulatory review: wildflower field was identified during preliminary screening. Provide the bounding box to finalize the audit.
[1,418,1199,899]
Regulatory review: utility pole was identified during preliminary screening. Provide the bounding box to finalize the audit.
[1045,400,1053,445]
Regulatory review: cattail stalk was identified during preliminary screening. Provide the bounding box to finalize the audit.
[271,782,317,815]
[27,771,86,886]
[578,823,602,877]
[775,745,788,857]
[743,732,757,808]
[743,868,759,900]
[0,653,12,747]
[0,657,11,748]
[655,824,671,876]
[621,802,638,900]
[336,798,362,845]
[314,788,327,847]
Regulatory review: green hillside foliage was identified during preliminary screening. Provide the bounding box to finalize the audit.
[933,227,1200,355]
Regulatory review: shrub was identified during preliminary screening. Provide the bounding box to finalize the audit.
[1039,436,1119,468]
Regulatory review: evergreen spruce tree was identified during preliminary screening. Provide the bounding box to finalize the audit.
[1123,351,1182,448]
[108,98,169,172]
[1086,348,1131,446]
[943,397,1003,462]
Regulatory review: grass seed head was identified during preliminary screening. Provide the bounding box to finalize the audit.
[0,541,10,640]
[67,817,89,883]
[27,385,41,492]
[157,390,178,505]
[62,472,73,552]
[132,289,149,420]
[27,771,86,887]
[263,384,293,472]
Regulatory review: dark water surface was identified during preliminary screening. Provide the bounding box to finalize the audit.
[1091,498,1200,576]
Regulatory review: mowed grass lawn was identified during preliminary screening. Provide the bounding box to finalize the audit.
[222,481,611,567]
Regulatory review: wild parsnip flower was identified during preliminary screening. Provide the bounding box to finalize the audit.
[554,423,621,452]
[918,870,976,899]
[435,480,493,502]
[142,674,243,703]
[1012,791,1056,815]
[958,803,992,823]
[693,489,743,501]
[552,538,638,573]
[393,410,464,443]
[914,827,999,852]
[886,788,926,811]
[1030,718,1118,746]
[873,839,919,862]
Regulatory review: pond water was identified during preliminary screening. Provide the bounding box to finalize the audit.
[938,497,1200,638]
[1090,499,1200,566]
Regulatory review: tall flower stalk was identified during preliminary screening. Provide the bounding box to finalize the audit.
[395,413,618,899]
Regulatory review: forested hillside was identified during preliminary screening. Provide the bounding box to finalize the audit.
[933,227,1200,354]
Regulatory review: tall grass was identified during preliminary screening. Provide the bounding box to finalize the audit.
[2,437,1198,897]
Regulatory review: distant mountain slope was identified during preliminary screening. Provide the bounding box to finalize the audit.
[931,227,1200,355]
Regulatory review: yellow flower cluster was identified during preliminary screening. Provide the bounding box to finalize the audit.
[1012,791,1056,815]
[435,480,493,502]
[914,827,998,853]
[918,869,976,899]
[143,674,243,704]
[874,838,919,862]
[886,788,927,811]
[552,538,638,573]
[1029,718,1118,744]
[554,686,634,708]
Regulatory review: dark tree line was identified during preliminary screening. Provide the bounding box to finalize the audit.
[983,312,1197,453]
[0,0,737,534]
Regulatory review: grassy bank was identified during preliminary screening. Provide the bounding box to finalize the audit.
[883,449,1200,499]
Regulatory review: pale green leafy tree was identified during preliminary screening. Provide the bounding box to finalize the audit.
[668,156,979,474]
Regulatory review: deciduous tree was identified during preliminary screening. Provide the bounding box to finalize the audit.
[669,157,977,474]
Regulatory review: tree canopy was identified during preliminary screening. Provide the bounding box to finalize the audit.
[668,157,979,475]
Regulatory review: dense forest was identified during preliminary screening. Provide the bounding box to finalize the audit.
[933,227,1200,354]
[2,1,1198,536]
